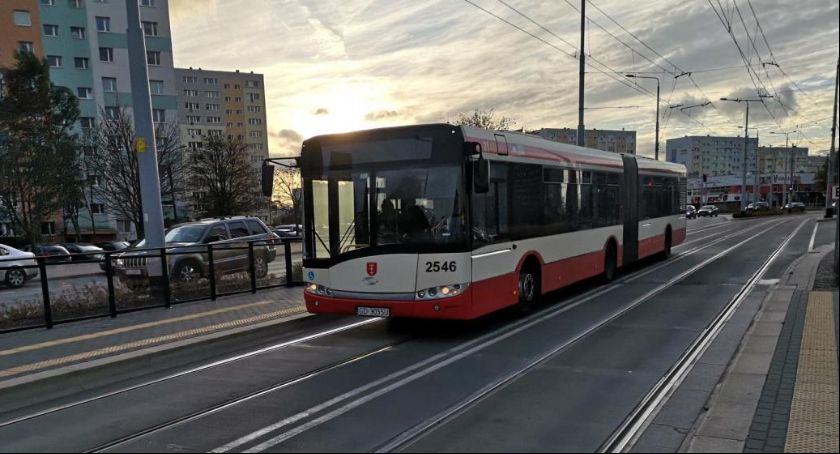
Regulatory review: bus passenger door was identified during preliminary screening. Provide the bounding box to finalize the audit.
[621,155,639,265]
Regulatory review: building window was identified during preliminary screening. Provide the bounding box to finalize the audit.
[47,55,63,68]
[18,42,35,53]
[246,80,259,88]
[95,16,111,32]
[207,117,221,124]
[41,0,56,6]
[247,105,261,113]
[69,0,83,9]
[79,117,95,129]
[41,222,56,235]
[152,109,165,123]
[117,220,131,233]
[182,76,198,84]
[204,77,218,85]
[184,102,200,111]
[74,57,89,69]
[186,115,201,124]
[70,26,86,39]
[206,104,220,111]
[43,24,59,37]
[248,118,262,125]
[142,21,158,37]
[205,91,219,98]
[183,89,199,97]
[13,11,32,27]
[146,51,161,66]
[208,129,223,137]
[140,0,156,6]
[101,77,117,92]
[149,79,164,95]
[99,47,113,62]
[77,87,93,99]
[91,204,105,214]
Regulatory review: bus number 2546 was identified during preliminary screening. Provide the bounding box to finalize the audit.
[426,261,457,272]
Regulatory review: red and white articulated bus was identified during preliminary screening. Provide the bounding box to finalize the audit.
[301,124,687,320]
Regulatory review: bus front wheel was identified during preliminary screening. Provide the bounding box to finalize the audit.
[518,264,540,313]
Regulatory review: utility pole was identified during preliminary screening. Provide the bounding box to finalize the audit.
[770,130,798,211]
[577,0,585,148]
[826,55,838,218]
[721,96,771,212]
[125,0,165,248]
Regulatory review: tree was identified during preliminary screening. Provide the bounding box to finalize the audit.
[84,107,185,239]
[453,108,518,131]
[273,167,302,226]
[0,52,82,244]
[188,135,258,217]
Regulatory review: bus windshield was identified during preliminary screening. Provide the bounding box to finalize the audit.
[306,164,467,259]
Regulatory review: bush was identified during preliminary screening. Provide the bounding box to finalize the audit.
[732,208,785,219]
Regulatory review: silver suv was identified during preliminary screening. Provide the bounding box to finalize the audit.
[114,217,278,290]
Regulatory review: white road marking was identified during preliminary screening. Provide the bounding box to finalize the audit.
[808,221,819,252]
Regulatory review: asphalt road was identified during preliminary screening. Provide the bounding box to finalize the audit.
[0,214,830,453]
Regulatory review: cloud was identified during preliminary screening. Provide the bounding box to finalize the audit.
[169,0,218,23]
[313,108,330,116]
[269,129,304,156]
[364,110,400,121]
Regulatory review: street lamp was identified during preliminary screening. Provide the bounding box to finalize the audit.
[770,130,799,210]
[627,74,661,160]
[720,96,773,212]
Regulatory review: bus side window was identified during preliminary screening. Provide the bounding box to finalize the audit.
[473,163,508,244]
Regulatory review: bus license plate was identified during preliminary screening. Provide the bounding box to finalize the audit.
[356,307,390,318]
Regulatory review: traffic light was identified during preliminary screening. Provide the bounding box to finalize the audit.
[261,163,275,197]
[703,174,708,183]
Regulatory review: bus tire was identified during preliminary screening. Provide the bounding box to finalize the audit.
[603,241,618,283]
[518,260,541,313]
[661,228,673,260]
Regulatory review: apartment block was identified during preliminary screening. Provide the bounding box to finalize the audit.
[666,135,760,179]
[528,128,636,154]
[175,67,270,168]
[0,0,44,68]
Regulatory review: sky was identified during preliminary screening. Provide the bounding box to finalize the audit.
[169,0,839,158]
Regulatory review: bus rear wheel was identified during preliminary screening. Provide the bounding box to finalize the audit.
[518,266,540,314]
[661,229,673,260]
[603,243,617,283]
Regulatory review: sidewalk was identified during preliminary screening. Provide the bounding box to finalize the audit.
[685,246,838,452]
[0,285,307,388]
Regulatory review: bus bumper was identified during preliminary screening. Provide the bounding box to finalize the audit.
[304,288,475,320]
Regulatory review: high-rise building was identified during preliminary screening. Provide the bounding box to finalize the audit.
[666,135,759,179]
[528,128,636,154]
[0,0,44,68]
[175,67,270,217]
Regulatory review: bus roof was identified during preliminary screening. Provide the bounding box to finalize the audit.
[460,125,686,177]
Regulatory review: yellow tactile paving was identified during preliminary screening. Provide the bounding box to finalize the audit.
[0,300,277,357]
[0,306,306,379]
[785,291,840,453]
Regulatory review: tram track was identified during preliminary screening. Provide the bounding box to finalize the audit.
[0,217,783,453]
[209,219,789,453]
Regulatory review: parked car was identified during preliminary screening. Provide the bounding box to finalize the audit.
[21,244,72,263]
[0,243,39,288]
[697,205,720,217]
[686,205,697,220]
[784,202,806,212]
[746,202,770,213]
[97,241,131,252]
[113,216,279,291]
[62,243,105,262]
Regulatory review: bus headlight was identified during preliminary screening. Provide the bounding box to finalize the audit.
[306,284,333,296]
[416,283,468,301]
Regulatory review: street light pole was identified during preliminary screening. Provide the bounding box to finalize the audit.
[721,96,772,212]
[740,126,760,203]
[577,0,585,148]
[627,75,661,160]
[125,0,165,248]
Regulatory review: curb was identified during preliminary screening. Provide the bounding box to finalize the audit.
[0,310,310,394]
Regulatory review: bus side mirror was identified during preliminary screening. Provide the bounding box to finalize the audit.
[474,158,490,194]
[261,164,275,197]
